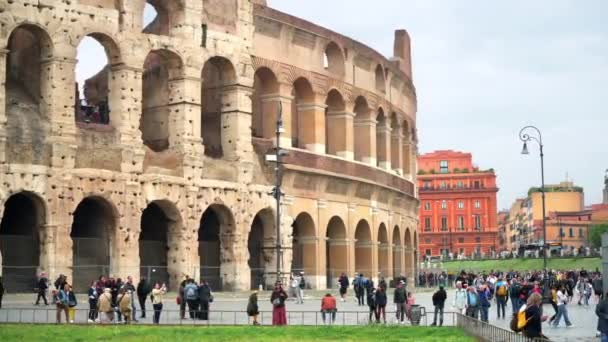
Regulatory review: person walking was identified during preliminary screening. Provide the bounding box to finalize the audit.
[321,293,337,325]
[596,291,608,342]
[593,275,604,303]
[87,281,98,323]
[178,277,188,320]
[453,281,467,315]
[552,285,573,328]
[0,276,4,309]
[367,288,378,323]
[338,273,349,302]
[35,273,49,305]
[117,287,132,324]
[198,279,212,321]
[290,274,299,301]
[247,291,260,325]
[495,277,508,319]
[270,282,288,326]
[406,291,415,322]
[136,277,151,319]
[466,286,480,319]
[509,278,522,313]
[431,285,447,326]
[297,272,306,304]
[393,280,407,324]
[548,285,559,324]
[184,279,199,319]
[65,284,77,323]
[375,286,387,324]
[54,288,69,324]
[478,284,492,323]
[522,293,549,339]
[151,283,166,324]
[354,273,365,306]
[124,276,138,322]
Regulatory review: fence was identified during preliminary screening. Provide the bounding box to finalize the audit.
[455,312,549,342]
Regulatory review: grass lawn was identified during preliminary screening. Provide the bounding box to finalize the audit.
[441,257,600,273]
[0,325,474,342]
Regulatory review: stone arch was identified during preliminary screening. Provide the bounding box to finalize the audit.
[201,56,237,159]
[252,67,280,139]
[291,77,315,149]
[375,107,390,168]
[354,219,372,276]
[392,225,402,278]
[324,42,345,77]
[139,199,183,289]
[325,88,347,157]
[291,212,316,280]
[70,196,118,292]
[325,216,347,288]
[198,203,236,290]
[143,0,185,36]
[0,191,46,292]
[377,223,389,278]
[4,24,53,165]
[375,64,386,94]
[353,96,374,164]
[247,208,275,290]
[140,49,184,152]
[75,32,122,126]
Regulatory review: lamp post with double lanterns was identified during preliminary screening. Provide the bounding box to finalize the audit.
[519,125,547,278]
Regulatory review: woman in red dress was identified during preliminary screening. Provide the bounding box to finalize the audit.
[270,282,288,325]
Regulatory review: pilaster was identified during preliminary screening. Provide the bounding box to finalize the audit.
[326,110,355,160]
[354,118,377,165]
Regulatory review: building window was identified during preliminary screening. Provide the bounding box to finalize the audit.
[457,201,464,209]
[424,181,430,189]
[441,200,447,210]
[474,215,481,230]
[458,237,465,243]
[579,228,583,237]
[457,181,464,188]
[425,238,431,244]
[457,216,465,230]
[475,237,481,243]
[442,237,449,246]
[440,181,447,189]
[425,249,432,256]
[424,217,431,231]
[473,181,481,188]
[439,160,448,173]
[441,217,448,231]
[569,227,574,237]
[474,200,481,209]
[559,227,564,237]
[424,202,431,211]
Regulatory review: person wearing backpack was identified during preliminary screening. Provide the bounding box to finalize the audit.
[353,273,365,306]
[478,284,492,323]
[431,285,447,326]
[367,288,378,323]
[466,286,480,319]
[495,277,508,320]
[198,279,213,321]
[522,293,549,339]
[393,280,407,324]
[509,279,522,313]
[184,279,199,319]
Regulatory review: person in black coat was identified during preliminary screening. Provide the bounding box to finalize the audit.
[523,293,548,339]
[367,288,378,323]
[338,273,349,302]
[198,279,212,321]
[136,277,152,319]
[431,285,447,326]
[596,291,608,340]
[374,287,388,323]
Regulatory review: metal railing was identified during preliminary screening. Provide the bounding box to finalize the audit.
[455,312,549,342]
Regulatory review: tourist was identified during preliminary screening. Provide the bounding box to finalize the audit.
[35,272,49,305]
[98,288,114,324]
[0,276,4,309]
[453,281,467,315]
[548,285,558,324]
[406,291,415,321]
[63,284,77,323]
[354,273,365,306]
[466,286,480,319]
[494,277,508,319]
[297,272,306,304]
[378,276,387,292]
[151,282,167,324]
[270,282,288,326]
[552,284,573,328]
[290,274,299,301]
[247,291,260,325]
[338,273,349,302]
[577,279,592,306]
[178,276,188,320]
[393,280,407,324]
[88,281,98,323]
[593,275,604,303]
[117,287,132,324]
[136,277,151,319]
[375,286,387,323]
[522,293,548,339]
[184,279,199,319]
[364,276,374,303]
[509,278,522,313]
[124,276,138,322]
[596,291,608,342]
[111,277,122,322]
[198,279,213,321]
[367,288,378,323]
[478,284,491,323]
[320,293,337,325]
[54,288,69,324]
[431,285,447,326]
[54,274,67,290]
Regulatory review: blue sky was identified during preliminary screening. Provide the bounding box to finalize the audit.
[75,1,607,209]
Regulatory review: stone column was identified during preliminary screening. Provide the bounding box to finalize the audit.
[221,85,254,160]
[260,93,293,148]
[376,122,391,170]
[111,184,141,280]
[402,142,411,177]
[391,131,403,175]
[354,118,377,165]
[296,98,326,153]
[326,110,355,160]
[0,50,7,162]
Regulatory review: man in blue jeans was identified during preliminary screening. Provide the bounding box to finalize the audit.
[495,277,508,319]
[478,284,491,323]
[509,278,522,313]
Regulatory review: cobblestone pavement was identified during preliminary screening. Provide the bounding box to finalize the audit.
[0,288,599,341]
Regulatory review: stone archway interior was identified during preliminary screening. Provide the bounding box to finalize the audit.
[392,226,402,278]
[325,216,347,289]
[247,209,275,290]
[0,193,42,292]
[354,220,372,277]
[377,224,389,279]
[71,197,114,292]
[139,202,170,288]
[291,213,316,280]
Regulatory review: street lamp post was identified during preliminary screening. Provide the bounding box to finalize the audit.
[519,125,547,276]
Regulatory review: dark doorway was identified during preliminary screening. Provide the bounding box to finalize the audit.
[199,208,221,290]
[139,202,169,288]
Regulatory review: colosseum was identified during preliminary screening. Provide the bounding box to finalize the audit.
[0,0,418,292]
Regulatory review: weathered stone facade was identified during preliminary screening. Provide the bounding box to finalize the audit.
[0,0,418,292]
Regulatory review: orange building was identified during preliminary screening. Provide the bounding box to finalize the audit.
[417,150,498,259]
[538,210,592,250]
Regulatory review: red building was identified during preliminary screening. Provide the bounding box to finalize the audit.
[417,150,498,259]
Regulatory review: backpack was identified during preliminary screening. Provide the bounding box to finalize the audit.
[497,284,507,297]
[510,304,531,332]
[510,283,521,297]
[299,277,306,289]
[186,286,197,300]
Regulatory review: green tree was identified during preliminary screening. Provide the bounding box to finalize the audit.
[589,223,608,248]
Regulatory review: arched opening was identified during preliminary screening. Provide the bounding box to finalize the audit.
[353,96,372,163]
[390,113,401,172]
[143,1,184,36]
[5,25,52,164]
[252,67,279,139]
[198,205,235,290]
[392,225,402,279]
[0,192,45,292]
[75,34,120,125]
[201,57,237,159]
[71,197,116,292]
[143,2,158,30]
[141,49,183,152]
[139,201,181,289]
[247,209,274,290]
[325,216,347,289]
[375,64,386,94]
[324,42,345,77]
[404,228,413,279]
[377,223,389,279]
[354,220,372,277]
[291,212,316,284]
[325,89,347,156]
[376,108,389,168]
[291,77,314,149]
[402,120,412,175]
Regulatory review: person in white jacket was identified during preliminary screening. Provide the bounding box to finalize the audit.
[453,281,468,314]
